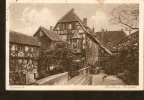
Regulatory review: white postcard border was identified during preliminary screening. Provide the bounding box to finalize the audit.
[6,0,144,90]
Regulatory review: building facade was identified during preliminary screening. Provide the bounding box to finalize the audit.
[53,8,112,67]
[9,31,40,85]
[33,26,63,76]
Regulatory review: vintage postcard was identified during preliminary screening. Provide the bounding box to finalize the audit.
[6,0,143,90]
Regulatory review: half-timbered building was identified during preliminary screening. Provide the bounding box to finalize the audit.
[33,26,63,76]
[53,8,112,67]
[9,31,40,84]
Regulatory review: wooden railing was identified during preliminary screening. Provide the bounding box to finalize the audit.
[78,66,91,75]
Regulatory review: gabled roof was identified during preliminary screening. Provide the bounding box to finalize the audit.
[10,31,40,46]
[56,8,113,55]
[94,30,127,51]
[34,26,63,42]
[57,8,85,25]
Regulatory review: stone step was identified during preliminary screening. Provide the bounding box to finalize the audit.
[66,75,92,85]
[66,75,86,85]
[79,75,92,85]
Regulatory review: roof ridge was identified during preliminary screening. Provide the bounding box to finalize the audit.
[40,26,54,41]
[73,12,84,25]
[40,26,63,42]
[10,30,40,46]
[10,30,36,38]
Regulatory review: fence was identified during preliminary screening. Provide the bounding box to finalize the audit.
[78,66,91,75]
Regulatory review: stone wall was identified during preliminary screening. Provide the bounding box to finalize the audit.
[85,37,99,66]
[33,72,68,85]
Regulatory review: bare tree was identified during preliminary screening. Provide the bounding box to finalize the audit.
[110,4,139,31]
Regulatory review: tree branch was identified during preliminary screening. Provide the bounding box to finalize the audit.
[118,15,138,30]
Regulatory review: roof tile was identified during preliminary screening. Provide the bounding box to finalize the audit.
[10,31,40,46]
[94,30,127,50]
[36,26,63,42]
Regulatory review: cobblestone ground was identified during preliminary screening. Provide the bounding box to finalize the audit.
[92,74,126,85]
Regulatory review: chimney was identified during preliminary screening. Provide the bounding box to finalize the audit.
[92,27,95,33]
[50,26,53,30]
[101,28,105,44]
[83,18,87,26]
[105,29,107,34]
[71,8,74,11]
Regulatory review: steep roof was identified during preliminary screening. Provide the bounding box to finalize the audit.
[10,31,40,46]
[94,30,127,51]
[56,8,113,55]
[57,8,85,25]
[34,26,63,42]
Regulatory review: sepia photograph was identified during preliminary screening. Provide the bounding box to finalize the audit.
[6,0,143,90]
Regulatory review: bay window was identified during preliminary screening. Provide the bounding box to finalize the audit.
[72,39,81,52]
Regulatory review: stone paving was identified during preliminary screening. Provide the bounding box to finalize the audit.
[92,74,126,85]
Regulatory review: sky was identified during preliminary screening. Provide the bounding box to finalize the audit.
[9,3,128,36]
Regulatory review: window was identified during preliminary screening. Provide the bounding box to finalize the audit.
[31,48,34,52]
[15,45,18,51]
[25,46,29,51]
[77,40,81,49]
[17,45,23,50]
[11,45,15,51]
[68,23,72,29]
[56,24,61,30]
[63,24,66,30]
[72,40,77,50]
[57,26,60,30]
[72,39,81,52]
